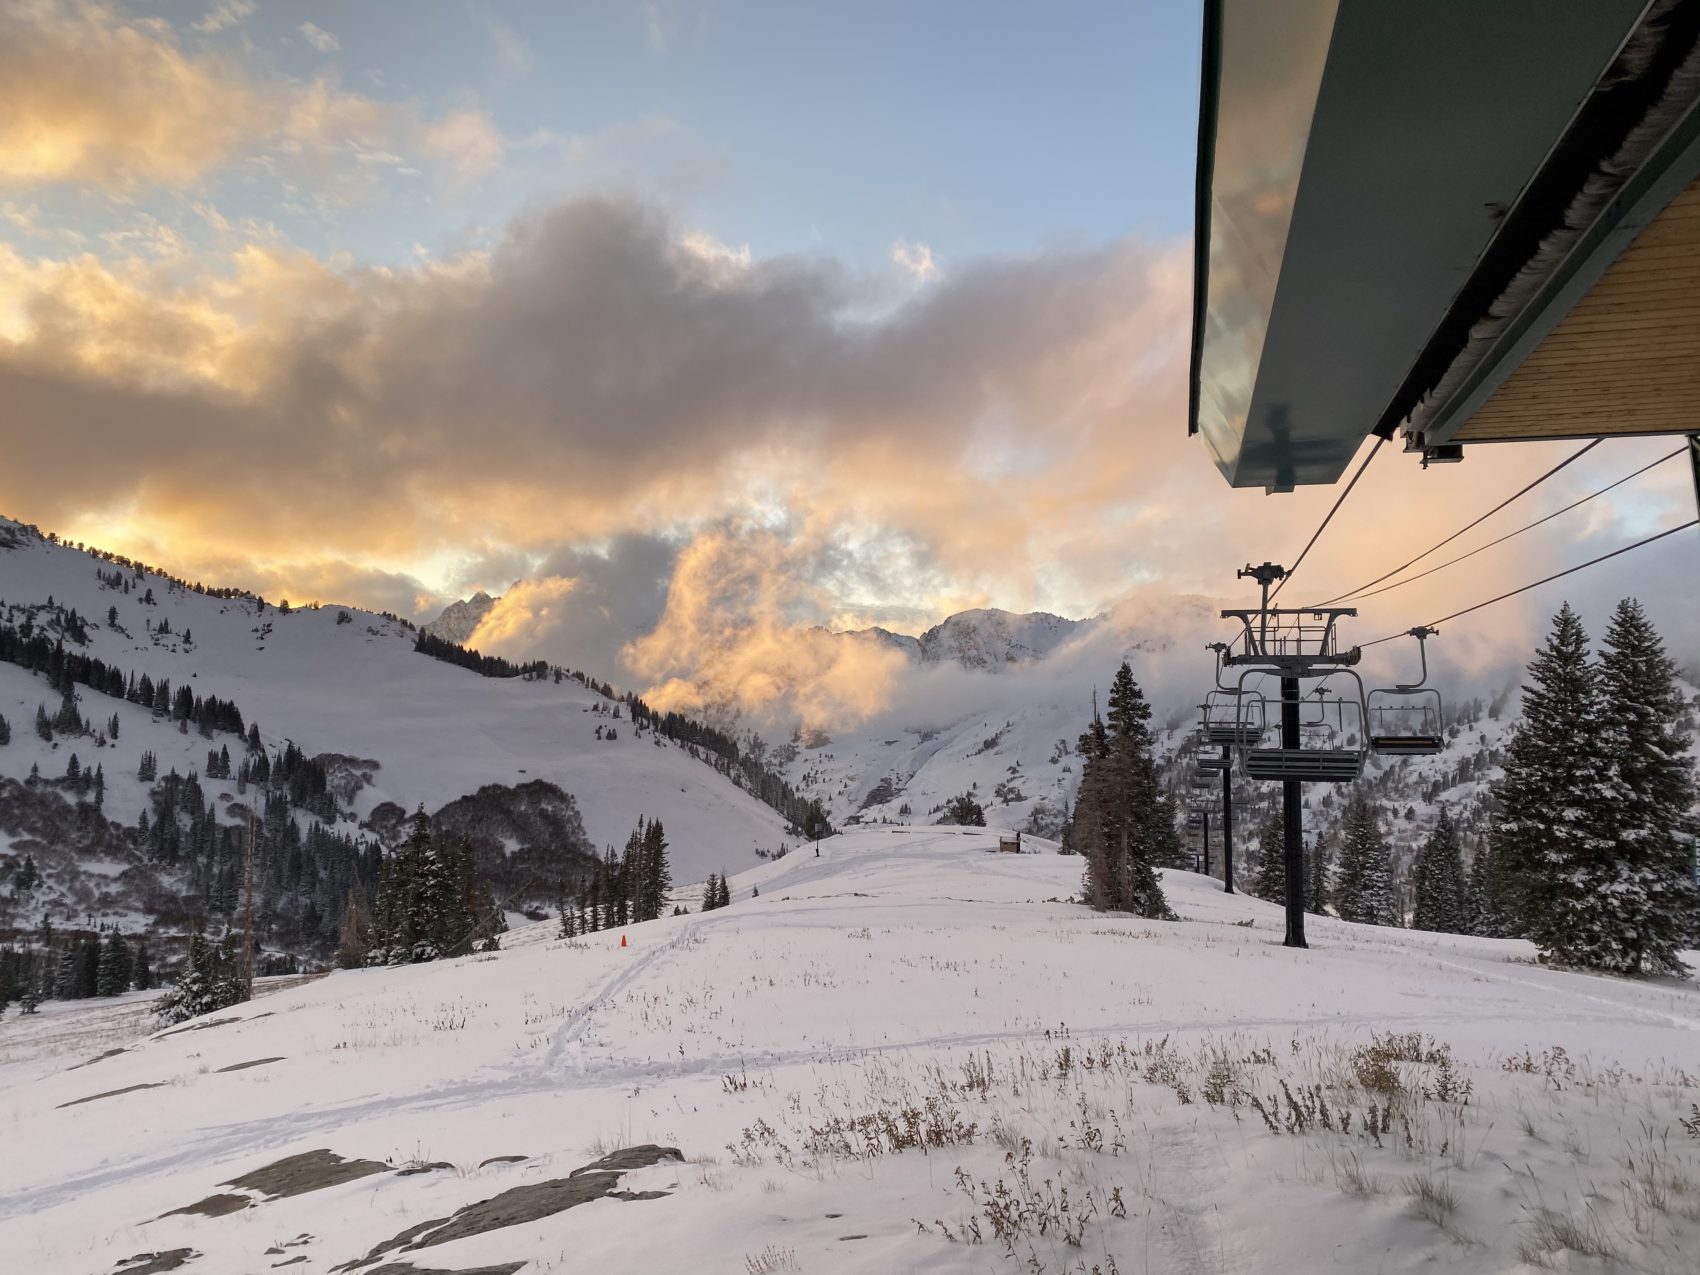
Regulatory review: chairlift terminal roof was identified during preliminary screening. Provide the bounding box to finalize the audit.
[1189,0,1700,489]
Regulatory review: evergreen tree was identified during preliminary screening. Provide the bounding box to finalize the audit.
[1594,598,1700,974]
[801,798,832,844]
[702,873,722,912]
[1411,808,1470,934]
[637,819,671,922]
[1467,841,1510,938]
[96,930,132,996]
[941,792,986,826]
[0,712,9,746]
[1252,810,1285,903]
[1076,664,1176,918]
[1488,604,1622,968]
[132,940,153,991]
[156,932,213,1025]
[75,935,102,997]
[1333,792,1398,925]
[1305,832,1330,916]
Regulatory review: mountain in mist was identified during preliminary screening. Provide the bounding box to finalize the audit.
[421,589,501,644]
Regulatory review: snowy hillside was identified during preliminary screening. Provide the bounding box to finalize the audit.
[0,518,791,935]
[2,827,1695,1274]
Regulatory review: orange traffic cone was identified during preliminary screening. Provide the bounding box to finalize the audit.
[620,933,627,948]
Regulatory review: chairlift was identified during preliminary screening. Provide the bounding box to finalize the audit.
[1367,627,1444,757]
[1200,646,1269,746]
[1239,674,1367,783]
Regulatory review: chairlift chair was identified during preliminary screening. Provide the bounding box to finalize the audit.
[1202,689,1266,746]
[1367,627,1445,757]
[1239,674,1368,784]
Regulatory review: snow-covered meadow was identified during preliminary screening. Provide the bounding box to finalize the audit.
[3,826,1696,1274]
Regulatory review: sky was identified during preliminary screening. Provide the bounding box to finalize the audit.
[1,0,1695,725]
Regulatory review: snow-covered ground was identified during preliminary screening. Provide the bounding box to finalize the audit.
[3,826,1696,1274]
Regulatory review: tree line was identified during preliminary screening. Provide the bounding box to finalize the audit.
[1243,598,1697,976]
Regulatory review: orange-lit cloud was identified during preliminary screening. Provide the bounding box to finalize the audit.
[0,2,517,198]
[1,176,1694,724]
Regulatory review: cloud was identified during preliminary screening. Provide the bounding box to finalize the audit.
[0,1,273,190]
[622,524,912,728]
[194,0,255,34]
[1,185,1693,726]
[0,4,519,198]
[479,9,533,79]
[890,239,939,283]
[298,21,340,54]
[422,102,508,187]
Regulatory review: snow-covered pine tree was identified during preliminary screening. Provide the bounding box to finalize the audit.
[156,931,213,1025]
[1411,807,1470,933]
[716,874,731,909]
[1252,810,1285,903]
[702,873,721,912]
[1332,791,1398,925]
[1488,603,1623,969]
[95,930,132,996]
[1078,663,1176,918]
[1594,597,1700,974]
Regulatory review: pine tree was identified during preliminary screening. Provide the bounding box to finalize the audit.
[638,819,671,922]
[1252,810,1285,903]
[1488,604,1623,968]
[1411,808,1470,934]
[132,940,153,991]
[0,712,10,746]
[702,873,721,912]
[1305,832,1330,916]
[75,935,102,997]
[96,931,132,996]
[1077,664,1176,918]
[156,931,213,1025]
[1333,792,1398,925]
[1593,598,1700,974]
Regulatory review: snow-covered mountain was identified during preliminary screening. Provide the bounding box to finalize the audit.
[838,608,1089,671]
[421,589,500,643]
[0,518,790,946]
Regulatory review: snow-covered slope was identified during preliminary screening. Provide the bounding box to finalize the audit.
[0,520,790,905]
[2,827,1695,1274]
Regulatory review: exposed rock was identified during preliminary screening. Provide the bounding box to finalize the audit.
[338,1145,680,1271]
[476,1155,527,1168]
[215,1057,285,1073]
[113,1251,198,1274]
[162,1193,249,1219]
[226,1148,389,1199]
[58,1081,166,1108]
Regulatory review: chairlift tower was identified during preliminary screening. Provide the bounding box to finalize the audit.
[1218,563,1367,950]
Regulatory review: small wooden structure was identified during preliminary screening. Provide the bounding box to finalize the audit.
[997,833,1022,854]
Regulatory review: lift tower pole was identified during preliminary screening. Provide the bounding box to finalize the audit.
[1220,745,1234,894]
[1280,677,1306,948]
[1200,808,1210,878]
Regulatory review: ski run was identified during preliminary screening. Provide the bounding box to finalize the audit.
[3,827,1697,1274]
